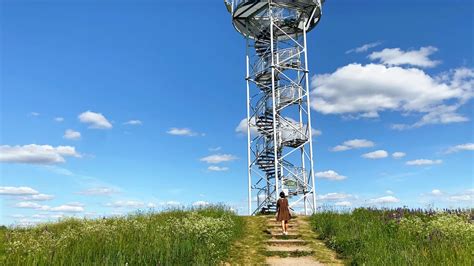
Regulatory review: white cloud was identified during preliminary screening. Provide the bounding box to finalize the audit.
[362,150,388,159]
[208,165,229,171]
[29,112,40,117]
[16,201,84,212]
[0,186,39,195]
[430,189,443,196]
[77,187,119,196]
[192,201,209,207]
[166,128,200,136]
[334,201,352,207]
[106,200,145,208]
[369,46,440,68]
[346,41,382,54]
[331,139,374,152]
[209,147,222,152]
[0,187,53,201]
[200,154,238,164]
[235,117,259,135]
[21,194,54,201]
[54,117,64,122]
[406,159,442,166]
[311,64,473,128]
[447,189,473,202]
[392,152,406,159]
[78,111,113,129]
[63,129,81,140]
[369,196,400,204]
[315,170,347,181]
[0,144,81,164]
[44,166,74,176]
[386,190,394,195]
[15,201,50,210]
[161,201,181,206]
[393,104,470,130]
[319,192,352,201]
[446,143,474,154]
[50,204,84,213]
[448,195,472,202]
[123,120,142,126]
[235,117,321,139]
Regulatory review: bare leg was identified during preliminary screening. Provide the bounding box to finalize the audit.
[285,220,289,233]
[281,220,285,234]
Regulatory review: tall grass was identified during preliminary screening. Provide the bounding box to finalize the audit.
[0,206,244,265]
[311,208,474,265]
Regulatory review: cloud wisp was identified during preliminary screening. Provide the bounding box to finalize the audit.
[78,111,113,129]
[0,144,81,164]
[123,120,142,126]
[208,166,229,172]
[331,139,374,152]
[63,129,81,140]
[362,150,388,159]
[406,159,442,166]
[15,202,84,212]
[368,46,440,68]
[200,154,238,164]
[315,170,347,181]
[0,186,39,195]
[369,195,400,204]
[392,152,406,159]
[346,41,382,54]
[445,143,474,154]
[167,128,202,137]
[77,187,120,196]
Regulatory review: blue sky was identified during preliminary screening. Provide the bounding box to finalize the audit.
[1,0,473,225]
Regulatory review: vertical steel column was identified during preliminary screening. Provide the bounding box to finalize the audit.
[296,46,308,215]
[245,36,252,216]
[269,8,280,200]
[303,22,317,213]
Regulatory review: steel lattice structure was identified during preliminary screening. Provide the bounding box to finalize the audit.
[225,0,323,215]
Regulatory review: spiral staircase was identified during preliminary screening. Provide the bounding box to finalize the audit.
[225,0,323,215]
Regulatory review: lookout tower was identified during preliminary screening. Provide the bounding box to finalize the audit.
[225,0,323,215]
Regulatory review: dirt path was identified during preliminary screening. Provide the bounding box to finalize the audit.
[227,215,342,265]
[264,216,342,266]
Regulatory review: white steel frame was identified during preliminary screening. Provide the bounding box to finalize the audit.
[244,3,320,216]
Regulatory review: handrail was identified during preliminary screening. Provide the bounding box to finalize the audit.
[253,47,299,76]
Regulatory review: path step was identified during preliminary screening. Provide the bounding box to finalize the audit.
[267,224,295,228]
[266,246,312,252]
[266,239,307,246]
[269,234,301,240]
[266,256,324,265]
[264,250,314,258]
[267,222,298,226]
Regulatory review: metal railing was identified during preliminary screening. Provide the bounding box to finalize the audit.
[280,119,308,143]
[253,47,300,76]
[282,166,307,195]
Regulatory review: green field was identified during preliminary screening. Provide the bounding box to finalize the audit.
[310,208,474,265]
[0,206,243,265]
[2,207,473,265]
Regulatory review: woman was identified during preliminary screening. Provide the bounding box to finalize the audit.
[276,191,291,235]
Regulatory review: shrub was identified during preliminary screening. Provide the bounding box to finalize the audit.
[311,208,473,265]
[0,206,243,265]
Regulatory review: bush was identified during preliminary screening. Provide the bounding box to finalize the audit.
[0,206,244,265]
[311,208,473,265]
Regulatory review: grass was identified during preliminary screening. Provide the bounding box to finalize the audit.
[310,208,474,265]
[226,215,267,265]
[0,205,244,265]
[296,216,343,265]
